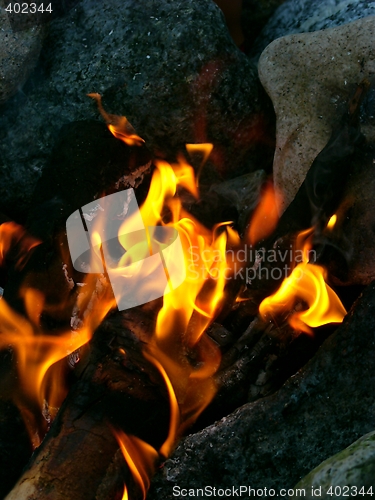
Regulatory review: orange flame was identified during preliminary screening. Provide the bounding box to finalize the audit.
[115,430,159,500]
[88,93,145,146]
[185,143,213,185]
[0,258,116,445]
[0,222,41,269]
[259,229,347,334]
[248,182,282,246]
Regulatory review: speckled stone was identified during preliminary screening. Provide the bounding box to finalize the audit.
[258,16,375,213]
[251,0,375,58]
[0,0,269,219]
[0,4,45,104]
[293,431,375,498]
[147,281,375,498]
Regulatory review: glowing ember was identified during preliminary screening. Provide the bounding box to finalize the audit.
[259,229,347,334]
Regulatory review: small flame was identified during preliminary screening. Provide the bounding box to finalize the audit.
[248,182,282,246]
[121,484,128,500]
[327,214,337,230]
[259,229,347,333]
[185,143,213,185]
[88,93,145,146]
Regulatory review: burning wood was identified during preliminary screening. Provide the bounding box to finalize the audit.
[1,83,366,500]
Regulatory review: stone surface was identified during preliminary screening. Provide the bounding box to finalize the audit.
[325,142,375,286]
[147,281,375,498]
[242,0,287,51]
[251,0,375,58]
[0,0,271,220]
[0,3,45,104]
[258,16,375,213]
[294,431,375,498]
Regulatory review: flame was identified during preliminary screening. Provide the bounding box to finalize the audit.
[327,214,337,230]
[0,222,41,269]
[259,229,347,334]
[88,93,145,146]
[122,485,128,500]
[185,143,213,185]
[0,227,116,446]
[115,430,158,500]
[248,182,282,246]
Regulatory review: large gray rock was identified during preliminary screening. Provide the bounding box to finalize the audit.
[251,0,375,58]
[147,281,375,498]
[0,0,270,219]
[258,16,375,213]
[294,431,375,498]
[0,3,45,104]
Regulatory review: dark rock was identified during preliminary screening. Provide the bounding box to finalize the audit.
[0,6,45,105]
[251,0,375,58]
[241,0,287,51]
[0,0,272,220]
[294,430,375,498]
[148,281,375,498]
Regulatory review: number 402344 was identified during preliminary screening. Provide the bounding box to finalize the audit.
[5,3,53,14]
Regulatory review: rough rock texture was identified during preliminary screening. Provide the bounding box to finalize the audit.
[258,16,375,213]
[294,431,375,498]
[0,3,45,104]
[147,281,375,498]
[251,0,375,58]
[0,0,271,220]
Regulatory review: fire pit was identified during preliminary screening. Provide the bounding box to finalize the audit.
[0,1,375,499]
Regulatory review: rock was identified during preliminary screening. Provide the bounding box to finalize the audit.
[209,169,267,231]
[258,16,375,213]
[293,431,375,498]
[0,0,272,220]
[251,0,375,58]
[241,0,287,51]
[0,6,45,104]
[147,281,375,498]
[325,141,375,286]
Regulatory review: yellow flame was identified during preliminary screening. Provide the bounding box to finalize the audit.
[121,484,128,500]
[259,228,347,333]
[327,214,337,230]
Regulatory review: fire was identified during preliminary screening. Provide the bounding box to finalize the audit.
[248,182,282,246]
[0,221,41,270]
[259,228,347,334]
[88,93,145,146]
[327,214,337,230]
[115,430,159,500]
